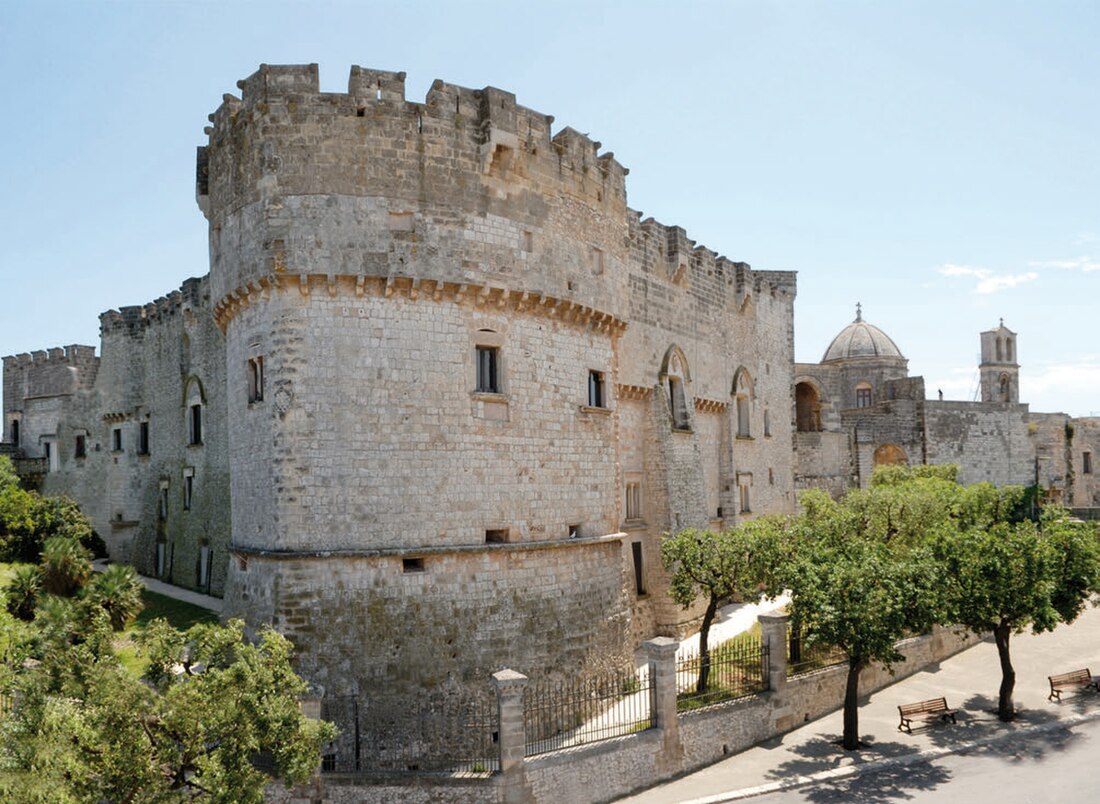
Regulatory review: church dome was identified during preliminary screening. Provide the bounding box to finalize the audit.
[822,305,904,362]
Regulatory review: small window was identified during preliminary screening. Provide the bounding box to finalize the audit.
[737,396,751,438]
[44,441,54,472]
[588,370,606,408]
[769,467,775,485]
[738,475,752,514]
[764,408,771,437]
[855,383,872,408]
[112,427,122,452]
[402,557,425,573]
[1006,338,1014,362]
[631,542,646,596]
[669,377,689,429]
[1085,452,1093,475]
[568,524,581,539]
[476,346,500,393]
[625,481,642,521]
[11,420,20,447]
[189,404,203,445]
[485,528,509,544]
[138,422,150,455]
[247,357,264,403]
[198,544,211,588]
[74,434,86,459]
[156,542,167,578]
[590,246,604,275]
[183,469,194,511]
[159,482,169,521]
[522,231,534,252]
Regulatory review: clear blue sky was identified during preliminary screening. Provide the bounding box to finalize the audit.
[1,0,1097,415]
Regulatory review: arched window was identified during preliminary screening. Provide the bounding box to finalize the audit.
[995,337,1003,362]
[795,382,821,432]
[733,369,753,438]
[1005,338,1014,362]
[999,373,1011,402]
[661,346,691,431]
[855,382,873,408]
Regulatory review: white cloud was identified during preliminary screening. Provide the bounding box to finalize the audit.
[1027,256,1100,272]
[937,263,1039,294]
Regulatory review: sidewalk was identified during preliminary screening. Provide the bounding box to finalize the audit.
[92,558,224,613]
[619,605,1100,803]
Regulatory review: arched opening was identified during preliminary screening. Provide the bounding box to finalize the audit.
[661,346,691,431]
[999,373,1011,402]
[1006,337,1014,362]
[795,382,822,432]
[995,337,1003,362]
[855,381,873,408]
[873,443,908,467]
[733,369,753,438]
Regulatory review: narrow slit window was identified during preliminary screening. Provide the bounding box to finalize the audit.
[112,427,122,452]
[247,357,264,403]
[183,469,194,511]
[74,434,86,459]
[1084,452,1093,475]
[138,422,150,455]
[189,404,203,445]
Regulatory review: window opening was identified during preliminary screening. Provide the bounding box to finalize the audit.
[183,469,194,511]
[402,557,425,573]
[855,383,872,408]
[10,420,19,447]
[189,404,203,445]
[1085,452,1093,475]
[112,427,122,452]
[476,346,500,393]
[631,542,646,595]
[159,483,169,521]
[568,524,581,539]
[199,545,211,588]
[248,356,264,403]
[75,434,86,459]
[156,543,166,578]
[625,481,642,521]
[138,422,150,455]
[485,528,509,544]
[588,370,605,408]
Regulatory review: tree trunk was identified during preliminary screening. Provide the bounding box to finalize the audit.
[994,619,1016,722]
[697,596,719,693]
[842,656,863,750]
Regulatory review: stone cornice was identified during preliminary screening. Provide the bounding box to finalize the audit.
[213,273,627,335]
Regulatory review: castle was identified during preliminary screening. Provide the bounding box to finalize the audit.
[3,64,1097,735]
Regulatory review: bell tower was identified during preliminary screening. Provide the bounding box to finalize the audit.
[979,319,1018,403]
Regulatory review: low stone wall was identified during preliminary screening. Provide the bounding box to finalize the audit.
[268,618,981,803]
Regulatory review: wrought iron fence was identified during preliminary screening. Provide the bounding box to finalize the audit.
[320,689,498,775]
[676,633,769,711]
[523,666,653,756]
[787,626,847,677]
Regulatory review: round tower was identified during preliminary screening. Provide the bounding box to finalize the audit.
[196,64,634,737]
[979,319,1018,403]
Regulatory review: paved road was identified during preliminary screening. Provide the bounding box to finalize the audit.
[746,715,1100,804]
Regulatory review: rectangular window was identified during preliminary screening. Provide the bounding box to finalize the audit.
[189,404,203,445]
[568,523,581,539]
[156,543,166,577]
[247,357,264,403]
[159,483,169,521]
[738,475,752,514]
[402,557,425,573]
[74,434,86,459]
[476,346,500,393]
[199,545,211,588]
[183,469,194,511]
[736,397,751,438]
[1085,452,1093,475]
[112,427,122,452]
[631,542,646,596]
[625,481,642,521]
[11,420,19,447]
[44,441,53,472]
[587,370,605,408]
[138,422,150,455]
[485,528,509,544]
[855,386,872,408]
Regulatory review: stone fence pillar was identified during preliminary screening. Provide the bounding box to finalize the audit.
[643,637,680,737]
[758,612,789,694]
[492,669,529,773]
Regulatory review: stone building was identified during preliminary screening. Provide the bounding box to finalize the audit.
[793,306,1100,506]
[2,65,797,725]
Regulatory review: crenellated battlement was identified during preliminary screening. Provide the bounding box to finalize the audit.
[3,344,98,369]
[98,276,210,337]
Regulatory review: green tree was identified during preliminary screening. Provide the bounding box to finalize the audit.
[85,564,144,631]
[39,537,92,597]
[662,521,782,692]
[3,565,42,621]
[0,616,337,801]
[787,536,941,749]
[937,515,1100,721]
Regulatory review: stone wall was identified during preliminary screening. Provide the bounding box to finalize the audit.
[925,401,1032,486]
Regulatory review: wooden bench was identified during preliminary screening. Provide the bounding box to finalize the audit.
[1048,668,1098,702]
[897,697,958,733]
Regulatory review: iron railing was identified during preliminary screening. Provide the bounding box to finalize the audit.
[787,626,847,677]
[523,666,653,755]
[676,633,769,711]
[320,690,498,775]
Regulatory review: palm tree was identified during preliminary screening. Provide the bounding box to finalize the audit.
[88,564,145,631]
[40,536,92,596]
